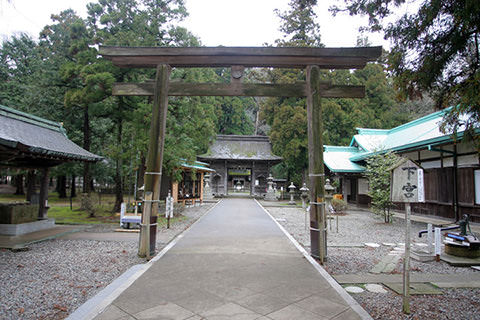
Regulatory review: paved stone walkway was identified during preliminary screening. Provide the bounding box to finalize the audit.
[334,272,480,285]
[91,198,370,320]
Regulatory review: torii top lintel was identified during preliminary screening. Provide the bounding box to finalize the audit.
[99,46,382,69]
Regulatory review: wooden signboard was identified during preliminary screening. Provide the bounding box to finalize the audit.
[390,157,425,314]
[391,158,425,203]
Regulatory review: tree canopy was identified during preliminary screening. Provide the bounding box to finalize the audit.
[258,0,409,185]
[331,0,480,143]
[0,0,255,209]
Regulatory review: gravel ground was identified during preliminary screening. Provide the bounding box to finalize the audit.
[0,202,214,320]
[265,205,480,320]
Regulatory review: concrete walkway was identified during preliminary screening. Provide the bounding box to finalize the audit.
[91,198,370,320]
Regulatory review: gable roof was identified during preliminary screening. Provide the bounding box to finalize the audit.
[0,105,102,168]
[198,135,282,162]
[349,107,470,161]
[323,146,365,173]
[324,107,477,173]
[349,128,388,152]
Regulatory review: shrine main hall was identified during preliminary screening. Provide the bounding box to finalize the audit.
[198,135,282,197]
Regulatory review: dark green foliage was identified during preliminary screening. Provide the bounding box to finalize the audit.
[364,151,399,223]
[331,0,480,145]
[261,0,407,185]
[331,198,347,213]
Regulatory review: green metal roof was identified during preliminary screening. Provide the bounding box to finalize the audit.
[323,146,365,173]
[349,107,473,161]
[179,160,215,173]
[349,128,388,152]
[324,107,476,172]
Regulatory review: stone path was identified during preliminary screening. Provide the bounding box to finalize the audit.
[334,272,480,286]
[86,198,370,320]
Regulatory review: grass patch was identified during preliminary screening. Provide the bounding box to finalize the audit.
[48,205,118,225]
[157,215,188,228]
[0,191,189,227]
[0,192,117,205]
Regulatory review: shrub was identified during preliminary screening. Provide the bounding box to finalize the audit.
[364,151,399,223]
[331,198,347,213]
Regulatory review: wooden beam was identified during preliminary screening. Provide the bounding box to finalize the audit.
[112,82,365,98]
[99,46,382,69]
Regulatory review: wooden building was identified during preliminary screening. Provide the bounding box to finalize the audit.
[324,107,480,222]
[0,105,102,235]
[159,160,214,205]
[198,135,282,197]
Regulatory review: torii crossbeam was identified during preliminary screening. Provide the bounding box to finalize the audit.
[100,46,382,261]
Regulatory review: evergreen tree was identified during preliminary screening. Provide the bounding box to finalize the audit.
[364,151,399,223]
[331,0,480,144]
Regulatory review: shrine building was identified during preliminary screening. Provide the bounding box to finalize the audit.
[323,107,480,222]
[198,135,282,197]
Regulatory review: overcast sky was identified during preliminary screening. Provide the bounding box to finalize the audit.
[0,0,390,48]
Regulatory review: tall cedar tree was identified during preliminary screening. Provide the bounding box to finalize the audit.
[261,0,407,185]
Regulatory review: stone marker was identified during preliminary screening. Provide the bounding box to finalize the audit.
[365,242,380,248]
[344,286,364,293]
[365,284,388,293]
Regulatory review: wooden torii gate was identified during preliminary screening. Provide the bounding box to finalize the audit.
[99,46,382,261]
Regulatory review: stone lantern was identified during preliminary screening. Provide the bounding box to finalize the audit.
[324,179,335,213]
[288,182,296,205]
[299,183,309,209]
[203,173,213,200]
[264,174,276,201]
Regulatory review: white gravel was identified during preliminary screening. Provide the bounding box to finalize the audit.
[265,205,480,320]
[0,203,214,320]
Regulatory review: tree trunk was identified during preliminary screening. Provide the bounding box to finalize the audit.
[71,175,76,198]
[83,104,91,194]
[138,152,146,192]
[26,170,36,202]
[14,174,25,195]
[57,175,67,198]
[113,108,124,213]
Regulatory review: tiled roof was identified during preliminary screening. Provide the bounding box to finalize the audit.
[0,105,102,167]
[198,135,282,161]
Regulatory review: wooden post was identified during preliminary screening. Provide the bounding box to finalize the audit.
[403,202,411,314]
[435,227,442,261]
[138,64,170,259]
[200,172,204,203]
[306,65,327,263]
[38,167,50,220]
[224,160,228,195]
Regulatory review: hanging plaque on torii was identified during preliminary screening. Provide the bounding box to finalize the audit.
[99,45,382,261]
